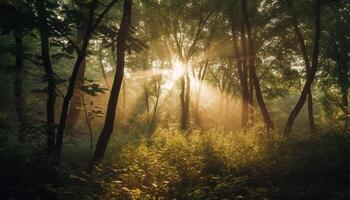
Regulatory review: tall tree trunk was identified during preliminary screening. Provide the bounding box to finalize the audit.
[241,0,274,130]
[36,0,56,152]
[180,76,186,129]
[240,19,250,130]
[307,91,316,133]
[149,81,161,135]
[99,48,110,88]
[224,94,230,130]
[180,65,190,130]
[66,5,88,136]
[90,0,132,165]
[14,26,26,137]
[288,0,317,134]
[194,59,208,126]
[144,86,151,127]
[53,0,99,165]
[230,15,249,130]
[67,60,85,135]
[185,68,191,127]
[248,73,255,126]
[194,85,202,125]
[194,80,203,126]
[284,0,321,136]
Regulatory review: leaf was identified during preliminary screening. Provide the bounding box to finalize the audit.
[81,83,108,96]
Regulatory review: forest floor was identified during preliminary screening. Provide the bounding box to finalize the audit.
[1,128,350,199]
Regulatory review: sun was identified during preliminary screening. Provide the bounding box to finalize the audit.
[172,59,185,79]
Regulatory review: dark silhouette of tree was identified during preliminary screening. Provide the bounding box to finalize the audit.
[90,0,133,166]
[241,0,274,130]
[284,0,322,136]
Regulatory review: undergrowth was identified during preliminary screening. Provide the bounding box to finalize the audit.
[63,128,350,200]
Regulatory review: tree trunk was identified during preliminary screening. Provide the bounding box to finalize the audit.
[66,4,88,136]
[14,26,26,137]
[185,68,191,127]
[307,91,316,133]
[284,0,321,136]
[37,0,56,152]
[90,0,132,165]
[67,60,86,135]
[194,83,202,126]
[288,0,317,134]
[241,0,274,130]
[53,0,99,165]
[180,65,190,130]
[149,81,161,135]
[248,73,255,126]
[180,76,186,130]
[229,15,249,130]
[194,60,208,126]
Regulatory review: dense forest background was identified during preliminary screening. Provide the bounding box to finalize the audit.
[0,0,350,199]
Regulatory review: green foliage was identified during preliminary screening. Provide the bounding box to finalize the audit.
[62,128,350,199]
[0,0,350,199]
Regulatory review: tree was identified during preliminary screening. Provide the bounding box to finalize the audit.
[229,3,250,130]
[0,1,34,138]
[53,0,119,165]
[66,1,88,136]
[158,0,220,130]
[284,0,322,136]
[285,0,317,133]
[145,76,162,135]
[90,0,133,165]
[321,1,350,130]
[35,0,58,152]
[241,0,274,130]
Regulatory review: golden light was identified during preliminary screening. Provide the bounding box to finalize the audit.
[172,59,185,80]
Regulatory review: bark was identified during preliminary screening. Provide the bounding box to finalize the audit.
[229,14,249,130]
[180,76,186,129]
[66,59,85,135]
[284,0,321,136]
[241,20,251,130]
[99,48,110,88]
[194,60,208,126]
[53,0,119,165]
[176,6,213,130]
[307,91,316,133]
[145,87,150,123]
[240,19,254,129]
[241,0,274,130]
[53,0,99,165]
[36,0,56,152]
[14,26,26,137]
[248,73,255,126]
[288,0,316,133]
[90,0,132,165]
[185,68,191,127]
[66,5,88,136]
[180,71,190,130]
[149,80,161,135]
